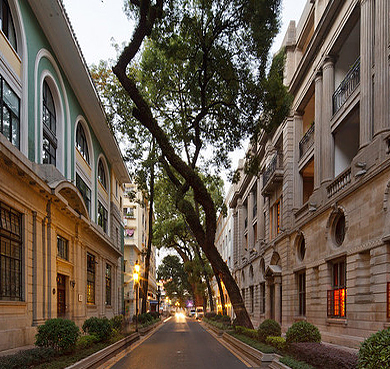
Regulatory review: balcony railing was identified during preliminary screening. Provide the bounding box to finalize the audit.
[332,57,360,115]
[327,167,351,198]
[262,153,283,187]
[299,123,315,159]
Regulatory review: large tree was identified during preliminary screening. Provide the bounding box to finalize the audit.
[112,0,281,328]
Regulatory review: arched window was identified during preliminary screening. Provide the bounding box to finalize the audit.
[42,80,57,165]
[0,0,17,51]
[76,123,90,164]
[98,159,107,189]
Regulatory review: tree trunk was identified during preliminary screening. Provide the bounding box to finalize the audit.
[141,150,155,314]
[215,272,227,316]
[193,244,214,312]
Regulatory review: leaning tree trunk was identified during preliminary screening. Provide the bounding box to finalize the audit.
[112,0,253,329]
[193,244,214,312]
[141,149,155,314]
[215,272,227,316]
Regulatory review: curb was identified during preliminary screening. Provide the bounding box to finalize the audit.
[66,332,140,369]
[269,354,291,369]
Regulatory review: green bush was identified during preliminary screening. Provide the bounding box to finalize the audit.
[0,347,57,369]
[110,315,124,332]
[82,317,112,341]
[35,318,79,352]
[235,325,258,340]
[286,321,321,344]
[358,327,390,369]
[266,336,286,351]
[149,311,160,320]
[258,319,281,342]
[76,334,99,350]
[280,356,315,369]
[205,312,217,320]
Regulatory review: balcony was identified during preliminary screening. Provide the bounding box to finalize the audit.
[327,167,351,198]
[299,123,315,159]
[262,152,283,196]
[333,57,360,115]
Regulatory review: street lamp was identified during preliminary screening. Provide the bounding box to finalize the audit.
[133,260,140,332]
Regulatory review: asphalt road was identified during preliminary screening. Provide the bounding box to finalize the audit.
[108,314,250,369]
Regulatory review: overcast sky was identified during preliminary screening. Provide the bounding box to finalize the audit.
[62,0,307,66]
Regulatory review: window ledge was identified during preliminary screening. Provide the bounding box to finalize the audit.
[293,315,307,322]
[326,318,347,326]
[0,300,26,306]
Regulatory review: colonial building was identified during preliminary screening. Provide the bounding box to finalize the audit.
[230,0,389,347]
[123,183,157,320]
[0,0,130,351]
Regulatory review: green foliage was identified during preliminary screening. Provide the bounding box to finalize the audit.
[35,318,79,352]
[229,332,275,354]
[110,315,124,332]
[203,318,230,331]
[76,334,99,350]
[235,326,258,340]
[280,356,315,369]
[266,336,286,351]
[358,327,390,369]
[82,317,112,341]
[133,312,159,326]
[258,319,281,342]
[285,321,321,344]
[0,347,57,369]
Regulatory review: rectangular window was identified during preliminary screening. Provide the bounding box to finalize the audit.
[0,76,20,148]
[253,223,257,246]
[123,207,135,218]
[87,253,95,304]
[106,264,112,306]
[98,201,108,233]
[327,259,346,318]
[57,235,68,261]
[276,200,281,234]
[76,174,91,215]
[260,282,266,314]
[0,202,22,301]
[250,285,254,313]
[298,272,306,316]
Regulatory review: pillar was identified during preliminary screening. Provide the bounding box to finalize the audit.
[321,57,335,184]
[293,112,303,209]
[360,0,374,148]
[314,71,323,189]
[274,276,282,324]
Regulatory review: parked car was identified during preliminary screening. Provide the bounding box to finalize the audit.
[189,308,196,317]
[195,306,204,319]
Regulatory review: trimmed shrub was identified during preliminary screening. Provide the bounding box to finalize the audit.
[82,317,112,341]
[279,356,315,369]
[258,319,281,342]
[229,332,275,353]
[266,336,286,351]
[35,318,79,352]
[149,311,160,320]
[235,326,258,340]
[220,314,231,324]
[205,312,217,320]
[358,327,390,369]
[288,342,358,369]
[76,334,99,350]
[0,347,57,369]
[286,321,321,344]
[110,315,124,332]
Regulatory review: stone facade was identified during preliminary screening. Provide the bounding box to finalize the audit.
[0,0,130,352]
[230,0,390,348]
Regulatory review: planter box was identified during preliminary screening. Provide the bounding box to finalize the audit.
[222,332,275,366]
[138,320,162,336]
[66,333,139,369]
[269,355,291,369]
[203,321,225,336]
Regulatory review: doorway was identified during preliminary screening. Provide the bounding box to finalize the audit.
[57,274,66,317]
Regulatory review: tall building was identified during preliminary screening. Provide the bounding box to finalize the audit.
[231,0,389,347]
[123,183,157,320]
[0,0,130,351]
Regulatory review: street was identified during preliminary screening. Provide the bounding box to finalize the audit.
[105,314,251,369]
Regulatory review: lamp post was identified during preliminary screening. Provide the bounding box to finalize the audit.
[133,260,140,332]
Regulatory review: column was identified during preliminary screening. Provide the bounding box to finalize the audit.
[293,112,303,209]
[233,211,239,266]
[257,178,264,240]
[237,198,243,261]
[373,0,390,135]
[360,0,374,148]
[248,191,254,250]
[265,278,272,320]
[321,57,335,184]
[274,276,282,324]
[32,211,38,325]
[314,71,323,189]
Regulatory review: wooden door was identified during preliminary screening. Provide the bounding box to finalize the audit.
[57,274,66,317]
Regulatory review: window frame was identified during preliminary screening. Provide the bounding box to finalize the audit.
[0,202,22,301]
[98,201,108,233]
[86,253,95,304]
[76,123,90,164]
[260,282,266,314]
[76,173,91,215]
[42,80,57,165]
[105,263,112,306]
[0,75,20,148]
[97,159,107,189]
[57,235,68,261]
[327,259,346,318]
[0,0,17,51]
[298,271,306,316]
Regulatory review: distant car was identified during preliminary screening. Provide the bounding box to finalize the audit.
[189,308,195,317]
[195,306,204,319]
